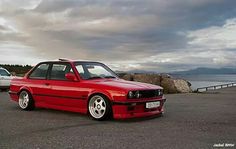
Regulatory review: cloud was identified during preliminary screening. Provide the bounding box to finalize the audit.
[187,18,236,50]
[0,41,44,64]
[0,0,236,71]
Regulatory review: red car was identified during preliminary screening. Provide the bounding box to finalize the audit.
[9,59,166,120]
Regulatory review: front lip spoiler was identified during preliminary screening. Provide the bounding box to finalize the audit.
[112,98,166,105]
[163,98,167,103]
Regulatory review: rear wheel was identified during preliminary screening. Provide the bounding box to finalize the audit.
[18,90,35,110]
[88,95,112,120]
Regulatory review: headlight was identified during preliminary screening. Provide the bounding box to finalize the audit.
[128,91,134,98]
[128,89,163,99]
[134,91,140,98]
[154,89,163,96]
[157,89,163,96]
[128,90,141,99]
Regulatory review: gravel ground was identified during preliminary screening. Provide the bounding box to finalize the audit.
[0,87,235,149]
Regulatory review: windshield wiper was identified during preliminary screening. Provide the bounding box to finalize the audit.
[87,76,116,80]
[87,76,103,80]
[104,76,116,78]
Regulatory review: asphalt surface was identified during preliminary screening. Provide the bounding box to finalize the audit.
[0,88,236,149]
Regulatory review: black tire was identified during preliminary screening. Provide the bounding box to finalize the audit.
[18,90,35,111]
[88,94,112,121]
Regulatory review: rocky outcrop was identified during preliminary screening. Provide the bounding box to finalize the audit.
[122,74,161,85]
[121,74,192,93]
[174,79,192,93]
[160,77,177,93]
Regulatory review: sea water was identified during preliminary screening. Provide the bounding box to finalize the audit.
[172,74,236,90]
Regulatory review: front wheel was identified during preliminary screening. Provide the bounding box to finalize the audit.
[18,90,35,110]
[88,95,112,120]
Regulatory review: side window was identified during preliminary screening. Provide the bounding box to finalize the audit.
[29,64,49,79]
[0,69,10,76]
[50,63,73,80]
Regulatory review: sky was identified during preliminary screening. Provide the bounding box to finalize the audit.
[0,0,236,72]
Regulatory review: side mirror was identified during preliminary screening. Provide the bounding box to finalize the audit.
[65,73,77,81]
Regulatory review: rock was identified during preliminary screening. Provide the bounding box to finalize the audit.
[121,73,192,93]
[174,79,192,93]
[122,74,161,85]
[122,74,134,81]
[133,74,161,85]
[160,77,177,93]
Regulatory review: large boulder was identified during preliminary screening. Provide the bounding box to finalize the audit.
[174,79,192,93]
[122,74,161,84]
[133,74,161,85]
[160,77,177,93]
[121,73,192,93]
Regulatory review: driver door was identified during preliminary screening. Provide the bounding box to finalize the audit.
[45,63,86,111]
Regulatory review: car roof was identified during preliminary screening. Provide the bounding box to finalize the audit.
[40,59,103,64]
[0,67,6,70]
[0,67,10,73]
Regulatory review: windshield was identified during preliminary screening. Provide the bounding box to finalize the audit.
[0,69,11,76]
[75,62,118,80]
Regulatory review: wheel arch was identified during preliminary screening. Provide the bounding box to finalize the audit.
[87,90,113,102]
[17,86,33,96]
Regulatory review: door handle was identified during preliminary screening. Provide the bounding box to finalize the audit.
[45,83,50,86]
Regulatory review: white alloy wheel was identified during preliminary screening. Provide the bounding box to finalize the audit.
[88,95,107,120]
[19,91,30,109]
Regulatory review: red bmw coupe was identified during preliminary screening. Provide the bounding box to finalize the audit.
[9,59,166,120]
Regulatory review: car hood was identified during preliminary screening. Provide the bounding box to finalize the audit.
[0,76,13,80]
[84,79,162,91]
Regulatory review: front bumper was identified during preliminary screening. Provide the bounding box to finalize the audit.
[8,91,18,102]
[112,98,166,119]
